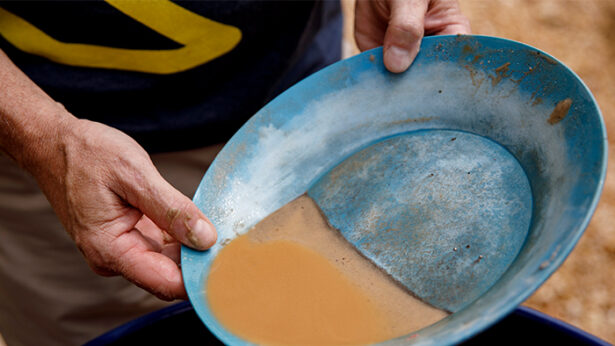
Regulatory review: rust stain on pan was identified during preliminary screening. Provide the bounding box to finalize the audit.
[547,98,573,125]
[489,62,511,86]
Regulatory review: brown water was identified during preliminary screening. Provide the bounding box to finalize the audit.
[206,195,447,345]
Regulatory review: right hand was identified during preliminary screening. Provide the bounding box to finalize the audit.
[355,0,471,73]
[27,116,217,300]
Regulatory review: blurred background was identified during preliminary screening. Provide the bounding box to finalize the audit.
[0,1,612,345]
[342,0,615,343]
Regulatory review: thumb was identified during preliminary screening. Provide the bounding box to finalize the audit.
[122,168,217,251]
[383,0,429,73]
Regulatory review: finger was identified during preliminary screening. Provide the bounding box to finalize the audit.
[424,0,471,35]
[113,229,188,300]
[122,168,217,251]
[383,0,429,73]
[434,23,471,35]
[135,215,165,250]
[162,242,181,265]
[354,0,388,51]
[135,216,181,264]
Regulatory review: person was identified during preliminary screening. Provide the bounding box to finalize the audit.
[0,1,470,345]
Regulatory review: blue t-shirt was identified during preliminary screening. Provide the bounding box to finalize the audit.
[0,1,342,152]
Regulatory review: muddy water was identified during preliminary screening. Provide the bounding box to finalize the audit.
[206,195,447,345]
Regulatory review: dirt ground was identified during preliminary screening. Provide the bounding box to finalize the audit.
[342,0,615,342]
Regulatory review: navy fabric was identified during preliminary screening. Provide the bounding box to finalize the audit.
[0,1,342,152]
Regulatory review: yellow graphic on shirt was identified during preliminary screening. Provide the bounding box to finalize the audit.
[0,0,242,74]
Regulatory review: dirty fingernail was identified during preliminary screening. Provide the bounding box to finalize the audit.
[385,46,412,73]
[187,218,217,249]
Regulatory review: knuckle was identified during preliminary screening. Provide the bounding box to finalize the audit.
[115,260,138,281]
[165,199,193,230]
[389,20,424,39]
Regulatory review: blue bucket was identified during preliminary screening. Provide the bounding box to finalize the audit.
[86,302,609,346]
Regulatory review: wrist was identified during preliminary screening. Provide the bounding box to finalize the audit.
[0,49,79,175]
[2,101,77,175]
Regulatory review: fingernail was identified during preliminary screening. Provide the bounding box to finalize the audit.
[385,46,412,73]
[187,218,217,249]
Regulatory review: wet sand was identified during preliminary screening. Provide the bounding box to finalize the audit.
[207,195,446,345]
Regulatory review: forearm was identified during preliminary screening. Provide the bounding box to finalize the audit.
[0,49,75,173]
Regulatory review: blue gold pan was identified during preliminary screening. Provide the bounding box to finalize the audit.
[182,35,607,345]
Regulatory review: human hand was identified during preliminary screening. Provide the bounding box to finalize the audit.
[27,117,216,300]
[355,0,471,73]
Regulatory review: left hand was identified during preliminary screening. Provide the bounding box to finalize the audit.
[355,0,471,73]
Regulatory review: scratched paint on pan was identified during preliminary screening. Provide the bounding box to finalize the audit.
[197,60,562,254]
[308,130,533,313]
